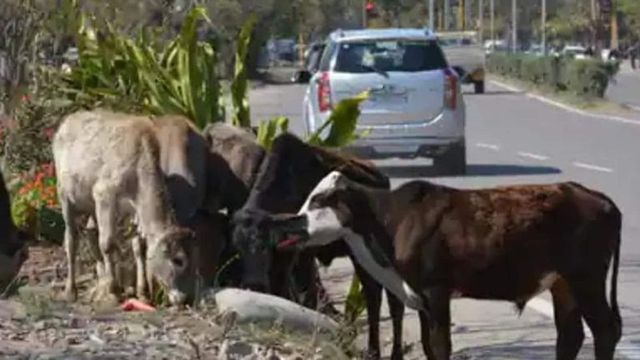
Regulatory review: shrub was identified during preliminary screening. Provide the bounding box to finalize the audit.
[10,162,64,243]
[487,53,620,98]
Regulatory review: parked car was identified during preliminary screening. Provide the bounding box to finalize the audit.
[484,39,507,54]
[437,31,486,93]
[293,28,467,175]
[562,45,588,59]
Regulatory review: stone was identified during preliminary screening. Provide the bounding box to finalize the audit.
[213,288,339,336]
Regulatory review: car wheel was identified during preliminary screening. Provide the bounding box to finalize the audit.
[434,141,467,176]
[474,81,485,94]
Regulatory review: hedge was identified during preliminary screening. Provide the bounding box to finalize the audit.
[487,53,620,98]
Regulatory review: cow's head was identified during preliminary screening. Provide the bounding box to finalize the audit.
[146,227,198,305]
[231,208,308,292]
[229,134,389,293]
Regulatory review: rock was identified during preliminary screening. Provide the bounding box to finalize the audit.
[213,288,339,336]
[219,340,255,360]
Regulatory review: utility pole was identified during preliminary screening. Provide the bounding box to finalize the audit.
[591,0,597,49]
[429,0,435,30]
[459,0,465,30]
[363,0,368,28]
[541,0,546,55]
[465,0,472,31]
[512,0,517,53]
[444,0,450,30]
[479,0,484,43]
[611,1,619,49]
[490,0,495,47]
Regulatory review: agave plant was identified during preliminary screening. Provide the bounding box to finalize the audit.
[60,6,221,129]
[231,14,257,129]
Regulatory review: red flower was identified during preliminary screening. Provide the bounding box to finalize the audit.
[20,94,29,103]
[43,128,55,139]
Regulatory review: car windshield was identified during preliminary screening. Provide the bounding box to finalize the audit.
[333,39,447,73]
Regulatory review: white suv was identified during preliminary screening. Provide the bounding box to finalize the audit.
[297,28,467,175]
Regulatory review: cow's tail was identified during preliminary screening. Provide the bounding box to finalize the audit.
[609,207,622,337]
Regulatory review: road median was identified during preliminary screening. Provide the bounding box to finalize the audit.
[489,75,640,125]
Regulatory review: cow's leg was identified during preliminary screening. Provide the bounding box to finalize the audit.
[269,251,296,300]
[354,262,382,360]
[551,278,584,360]
[571,277,620,360]
[93,185,121,305]
[131,235,149,302]
[386,289,405,360]
[419,287,451,360]
[296,252,321,309]
[61,197,80,302]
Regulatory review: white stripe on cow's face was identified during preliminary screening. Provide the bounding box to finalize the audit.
[302,207,346,248]
[298,171,344,215]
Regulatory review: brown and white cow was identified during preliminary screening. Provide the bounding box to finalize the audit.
[287,171,622,360]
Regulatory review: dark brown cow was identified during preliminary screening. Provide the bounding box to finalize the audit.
[230,133,409,359]
[0,169,28,290]
[293,171,622,360]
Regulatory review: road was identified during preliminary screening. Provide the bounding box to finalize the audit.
[607,61,640,112]
[250,80,640,359]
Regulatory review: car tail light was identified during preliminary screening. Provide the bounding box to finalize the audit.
[317,71,332,113]
[444,68,457,110]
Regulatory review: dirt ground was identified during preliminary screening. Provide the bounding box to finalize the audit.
[0,243,352,360]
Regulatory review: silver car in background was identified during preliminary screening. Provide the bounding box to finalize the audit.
[297,28,467,175]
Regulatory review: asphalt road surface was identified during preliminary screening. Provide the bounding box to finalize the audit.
[250,80,640,359]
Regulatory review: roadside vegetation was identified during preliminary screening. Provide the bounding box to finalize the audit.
[0,0,371,355]
[487,53,621,99]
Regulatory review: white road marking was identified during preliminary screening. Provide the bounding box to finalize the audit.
[626,103,640,112]
[527,297,640,359]
[476,143,501,151]
[517,152,549,161]
[490,80,640,126]
[573,162,614,173]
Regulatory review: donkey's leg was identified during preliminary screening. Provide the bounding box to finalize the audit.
[93,183,121,304]
[131,235,149,302]
[61,196,81,302]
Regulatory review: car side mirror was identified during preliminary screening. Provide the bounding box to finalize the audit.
[292,69,312,84]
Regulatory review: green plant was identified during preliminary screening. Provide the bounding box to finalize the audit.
[344,276,366,323]
[231,14,257,128]
[61,6,222,129]
[256,116,289,150]
[487,53,620,99]
[307,91,370,147]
